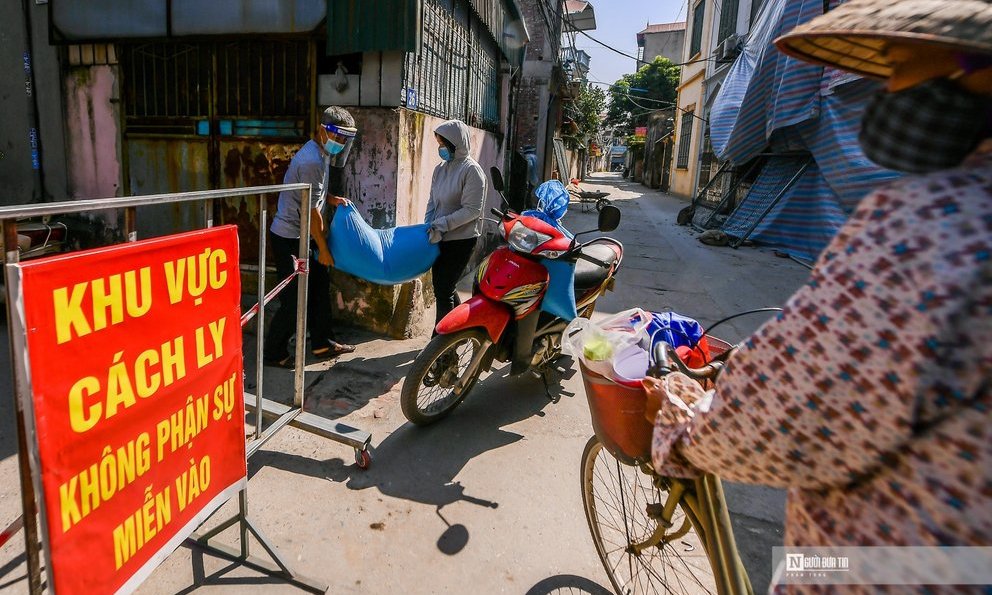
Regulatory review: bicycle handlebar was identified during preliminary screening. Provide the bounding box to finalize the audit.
[647,342,730,381]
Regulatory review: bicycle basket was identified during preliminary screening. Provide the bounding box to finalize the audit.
[578,336,733,466]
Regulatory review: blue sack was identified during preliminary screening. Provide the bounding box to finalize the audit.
[329,203,440,285]
[540,257,577,321]
[641,311,705,349]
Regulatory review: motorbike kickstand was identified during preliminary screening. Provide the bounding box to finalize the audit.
[540,369,560,403]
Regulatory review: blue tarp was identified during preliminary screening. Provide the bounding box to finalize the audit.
[709,0,901,261]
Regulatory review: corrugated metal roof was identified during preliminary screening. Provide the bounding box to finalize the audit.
[326,0,422,55]
[638,21,687,34]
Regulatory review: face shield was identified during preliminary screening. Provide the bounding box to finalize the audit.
[322,123,358,167]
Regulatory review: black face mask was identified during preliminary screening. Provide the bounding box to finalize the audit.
[858,79,992,174]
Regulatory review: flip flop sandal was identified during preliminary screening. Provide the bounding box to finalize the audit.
[263,355,295,369]
[312,342,355,360]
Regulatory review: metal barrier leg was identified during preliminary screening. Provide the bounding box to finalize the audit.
[187,489,329,594]
[3,220,43,595]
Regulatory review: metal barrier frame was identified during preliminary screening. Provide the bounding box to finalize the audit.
[1,184,372,593]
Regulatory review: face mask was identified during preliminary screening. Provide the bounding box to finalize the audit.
[438,147,453,162]
[859,79,991,174]
[325,139,346,156]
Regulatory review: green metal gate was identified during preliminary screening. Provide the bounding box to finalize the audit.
[119,39,313,260]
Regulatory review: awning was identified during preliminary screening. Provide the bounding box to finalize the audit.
[52,0,326,40]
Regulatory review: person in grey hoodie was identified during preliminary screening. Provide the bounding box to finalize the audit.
[425,119,487,330]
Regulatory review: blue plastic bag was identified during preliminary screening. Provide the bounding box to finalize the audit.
[328,203,440,285]
[523,180,573,238]
[641,311,705,350]
[540,257,577,321]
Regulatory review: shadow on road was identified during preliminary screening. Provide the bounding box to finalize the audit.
[171,550,284,594]
[247,367,573,554]
[525,574,613,595]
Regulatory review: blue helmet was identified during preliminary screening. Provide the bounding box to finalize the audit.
[534,180,570,221]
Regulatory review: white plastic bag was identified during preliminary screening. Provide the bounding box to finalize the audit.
[563,308,654,377]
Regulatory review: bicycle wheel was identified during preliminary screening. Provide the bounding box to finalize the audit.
[581,436,717,595]
[400,329,487,426]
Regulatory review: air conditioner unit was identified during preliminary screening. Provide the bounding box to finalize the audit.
[716,35,744,62]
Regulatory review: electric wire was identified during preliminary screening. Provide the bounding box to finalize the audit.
[573,25,722,68]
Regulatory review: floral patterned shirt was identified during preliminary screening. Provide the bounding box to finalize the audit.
[651,141,992,584]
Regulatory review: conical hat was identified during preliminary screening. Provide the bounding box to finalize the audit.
[775,0,992,79]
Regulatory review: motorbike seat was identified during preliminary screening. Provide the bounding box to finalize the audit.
[573,243,619,294]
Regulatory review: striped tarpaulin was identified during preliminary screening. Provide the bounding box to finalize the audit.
[709,0,903,261]
[796,78,902,210]
[710,0,825,164]
[722,156,848,262]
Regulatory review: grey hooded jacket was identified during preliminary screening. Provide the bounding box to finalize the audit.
[425,120,486,241]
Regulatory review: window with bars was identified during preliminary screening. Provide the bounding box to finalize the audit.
[120,40,309,136]
[677,111,694,169]
[718,0,740,44]
[689,0,705,57]
[403,0,502,131]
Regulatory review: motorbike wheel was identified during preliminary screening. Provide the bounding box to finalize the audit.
[401,329,487,426]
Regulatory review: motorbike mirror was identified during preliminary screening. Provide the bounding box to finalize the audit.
[490,167,505,193]
[597,205,621,232]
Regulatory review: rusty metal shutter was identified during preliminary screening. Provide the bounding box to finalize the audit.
[326,0,422,55]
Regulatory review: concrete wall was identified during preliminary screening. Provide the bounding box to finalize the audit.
[64,65,123,200]
[513,0,561,180]
[642,30,686,65]
[339,107,401,228]
[319,51,404,109]
[671,0,714,199]
[0,2,70,205]
[329,107,503,338]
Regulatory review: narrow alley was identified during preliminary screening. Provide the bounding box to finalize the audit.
[101,173,811,594]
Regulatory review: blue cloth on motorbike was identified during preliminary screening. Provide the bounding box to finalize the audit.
[540,257,578,321]
[329,203,440,285]
[640,311,706,350]
[523,180,573,238]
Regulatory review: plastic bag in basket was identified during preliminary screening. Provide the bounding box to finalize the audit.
[563,308,654,377]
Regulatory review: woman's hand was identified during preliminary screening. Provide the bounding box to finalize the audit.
[642,372,711,425]
[328,195,351,208]
[427,223,444,244]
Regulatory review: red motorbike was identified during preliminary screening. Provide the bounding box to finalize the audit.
[401,169,623,426]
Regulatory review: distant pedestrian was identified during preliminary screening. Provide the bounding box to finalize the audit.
[264,106,358,368]
[522,145,540,206]
[425,120,486,332]
[646,0,992,589]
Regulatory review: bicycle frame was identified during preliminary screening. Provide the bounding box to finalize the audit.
[635,465,753,595]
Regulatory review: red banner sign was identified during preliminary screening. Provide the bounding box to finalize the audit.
[11,226,247,594]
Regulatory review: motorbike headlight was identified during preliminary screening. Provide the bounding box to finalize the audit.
[507,221,552,253]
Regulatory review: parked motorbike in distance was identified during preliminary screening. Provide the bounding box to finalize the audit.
[400,168,624,426]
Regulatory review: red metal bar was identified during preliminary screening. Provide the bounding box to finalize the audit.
[239,256,308,328]
[0,514,23,549]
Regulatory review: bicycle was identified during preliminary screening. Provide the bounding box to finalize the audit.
[578,337,753,595]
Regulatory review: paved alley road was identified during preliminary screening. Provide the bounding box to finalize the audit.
[0,173,811,594]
